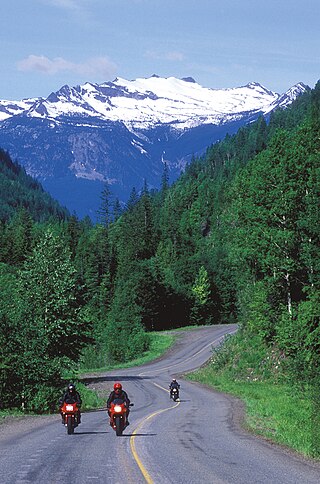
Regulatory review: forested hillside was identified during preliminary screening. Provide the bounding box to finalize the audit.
[0,148,68,222]
[0,82,319,413]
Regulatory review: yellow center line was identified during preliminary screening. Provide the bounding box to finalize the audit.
[130,385,180,483]
[152,382,169,393]
[131,329,237,481]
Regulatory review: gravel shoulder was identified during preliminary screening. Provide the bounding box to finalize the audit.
[0,413,57,443]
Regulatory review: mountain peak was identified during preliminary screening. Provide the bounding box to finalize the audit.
[181,77,196,83]
[0,75,309,218]
[0,76,307,128]
[246,81,263,88]
[286,82,310,94]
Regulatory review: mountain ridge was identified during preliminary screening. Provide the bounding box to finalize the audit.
[0,76,309,126]
[0,76,310,219]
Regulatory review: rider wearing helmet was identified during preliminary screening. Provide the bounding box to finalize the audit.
[59,383,82,424]
[169,378,180,396]
[107,382,131,425]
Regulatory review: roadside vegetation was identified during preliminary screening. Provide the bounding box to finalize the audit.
[78,331,174,373]
[189,331,320,458]
[0,76,319,468]
[0,331,174,419]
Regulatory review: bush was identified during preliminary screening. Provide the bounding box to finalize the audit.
[276,290,320,386]
[24,384,61,413]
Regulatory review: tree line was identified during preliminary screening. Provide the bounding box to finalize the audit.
[0,82,319,412]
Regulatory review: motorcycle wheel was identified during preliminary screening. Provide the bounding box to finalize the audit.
[67,417,74,435]
[115,417,123,436]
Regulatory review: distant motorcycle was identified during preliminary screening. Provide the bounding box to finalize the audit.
[60,402,80,435]
[109,399,134,436]
[170,387,180,401]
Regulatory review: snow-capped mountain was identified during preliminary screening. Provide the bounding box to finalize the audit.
[0,97,40,121]
[0,76,309,218]
[0,76,307,127]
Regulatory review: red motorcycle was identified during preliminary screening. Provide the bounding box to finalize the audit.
[60,402,80,435]
[108,399,133,436]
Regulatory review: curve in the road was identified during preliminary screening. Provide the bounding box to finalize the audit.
[138,329,237,377]
[130,330,236,483]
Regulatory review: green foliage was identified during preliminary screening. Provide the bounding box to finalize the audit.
[191,265,212,324]
[238,281,277,341]
[0,148,68,223]
[0,230,93,411]
[0,82,319,416]
[276,290,320,384]
[103,269,150,363]
[0,263,21,407]
[72,382,105,410]
[79,331,174,372]
[18,230,89,362]
[23,383,61,413]
[189,330,320,457]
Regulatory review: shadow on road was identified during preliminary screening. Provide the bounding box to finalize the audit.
[81,408,109,413]
[81,375,152,385]
[121,433,157,437]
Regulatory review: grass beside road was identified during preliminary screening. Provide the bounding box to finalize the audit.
[79,331,176,405]
[0,332,176,419]
[78,331,175,374]
[62,331,175,409]
[188,331,320,459]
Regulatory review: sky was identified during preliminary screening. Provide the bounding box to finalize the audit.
[1,0,319,101]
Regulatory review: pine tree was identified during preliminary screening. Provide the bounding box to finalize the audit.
[97,184,112,227]
[7,208,33,265]
[113,197,122,221]
[161,161,170,196]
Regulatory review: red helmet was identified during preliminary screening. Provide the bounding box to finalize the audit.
[114,382,122,393]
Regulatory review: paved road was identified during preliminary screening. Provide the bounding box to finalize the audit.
[0,324,319,483]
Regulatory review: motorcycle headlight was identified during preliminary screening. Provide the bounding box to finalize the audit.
[114,405,122,413]
[66,405,74,411]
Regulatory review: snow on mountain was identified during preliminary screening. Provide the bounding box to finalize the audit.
[0,76,309,219]
[0,76,304,131]
[264,82,309,113]
[0,97,41,121]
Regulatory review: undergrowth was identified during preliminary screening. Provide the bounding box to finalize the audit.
[188,331,320,458]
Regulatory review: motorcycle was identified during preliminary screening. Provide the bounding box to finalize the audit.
[60,402,80,435]
[108,399,134,436]
[170,387,180,401]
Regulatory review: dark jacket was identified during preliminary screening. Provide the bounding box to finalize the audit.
[107,390,130,407]
[169,381,180,390]
[59,390,82,407]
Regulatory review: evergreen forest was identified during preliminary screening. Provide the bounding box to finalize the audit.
[0,81,319,414]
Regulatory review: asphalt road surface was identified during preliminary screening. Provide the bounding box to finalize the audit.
[1,324,320,483]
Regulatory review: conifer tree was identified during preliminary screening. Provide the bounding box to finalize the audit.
[161,161,169,196]
[98,184,112,227]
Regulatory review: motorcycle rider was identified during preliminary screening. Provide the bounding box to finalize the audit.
[107,382,131,425]
[169,378,180,398]
[59,383,82,424]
